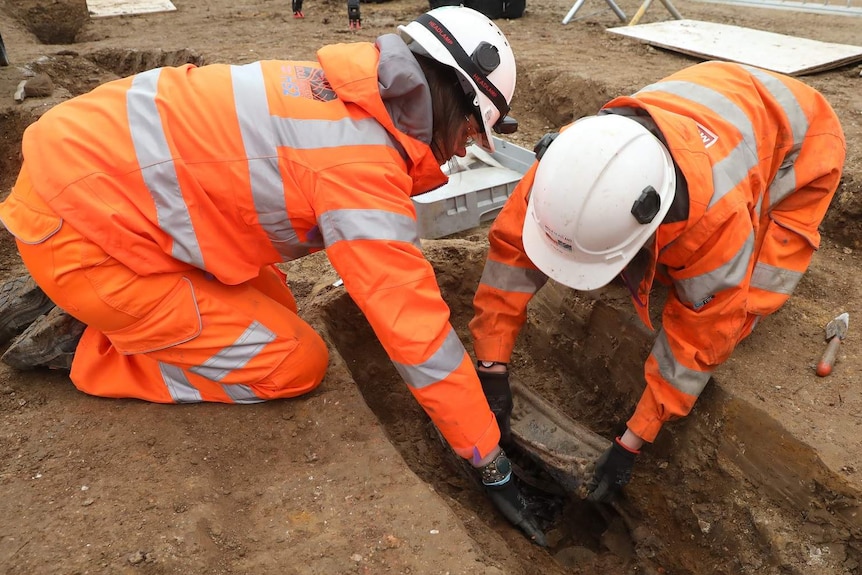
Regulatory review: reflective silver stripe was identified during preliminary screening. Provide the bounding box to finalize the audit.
[159,362,203,403]
[479,258,547,294]
[318,209,421,249]
[392,327,467,389]
[652,330,712,397]
[159,362,265,404]
[637,80,758,209]
[674,229,754,307]
[190,321,277,381]
[232,63,309,261]
[750,261,804,295]
[273,116,400,150]
[230,63,405,261]
[128,69,205,269]
[742,66,809,209]
[222,384,265,404]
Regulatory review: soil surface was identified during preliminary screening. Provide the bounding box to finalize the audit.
[0,0,861,574]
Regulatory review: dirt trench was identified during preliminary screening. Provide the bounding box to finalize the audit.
[1,38,861,575]
[320,240,862,575]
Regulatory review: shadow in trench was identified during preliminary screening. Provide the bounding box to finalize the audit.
[320,239,862,574]
[322,289,635,575]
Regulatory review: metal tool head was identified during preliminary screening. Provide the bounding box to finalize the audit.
[825,312,850,340]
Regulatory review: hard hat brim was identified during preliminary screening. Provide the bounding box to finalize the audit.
[522,198,626,291]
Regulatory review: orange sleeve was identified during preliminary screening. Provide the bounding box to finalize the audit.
[628,201,753,442]
[469,163,547,363]
[316,159,499,462]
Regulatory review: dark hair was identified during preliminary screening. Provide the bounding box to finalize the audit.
[416,55,474,161]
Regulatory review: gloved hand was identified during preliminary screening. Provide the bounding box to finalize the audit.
[477,368,513,445]
[586,437,639,503]
[479,449,547,547]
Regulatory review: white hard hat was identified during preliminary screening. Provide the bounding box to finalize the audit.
[522,114,676,290]
[398,6,517,152]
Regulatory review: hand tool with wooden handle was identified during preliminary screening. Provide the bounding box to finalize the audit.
[816,312,849,377]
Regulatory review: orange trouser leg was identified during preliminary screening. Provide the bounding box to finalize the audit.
[14,206,328,404]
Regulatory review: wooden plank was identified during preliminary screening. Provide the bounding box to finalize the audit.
[693,0,862,17]
[607,19,862,75]
[87,0,177,18]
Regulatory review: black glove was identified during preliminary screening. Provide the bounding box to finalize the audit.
[586,437,639,503]
[477,368,513,445]
[479,450,547,547]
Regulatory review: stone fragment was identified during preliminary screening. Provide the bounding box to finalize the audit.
[14,80,27,102]
[24,74,54,98]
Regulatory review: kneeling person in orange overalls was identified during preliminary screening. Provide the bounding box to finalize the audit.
[0,6,546,545]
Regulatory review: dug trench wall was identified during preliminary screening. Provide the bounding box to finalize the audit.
[1,37,862,575]
[311,239,862,575]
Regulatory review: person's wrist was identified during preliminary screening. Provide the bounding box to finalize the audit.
[478,449,512,485]
[472,445,502,468]
[619,428,644,452]
[477,360,508,374]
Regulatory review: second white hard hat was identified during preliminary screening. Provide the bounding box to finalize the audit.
[522,114,676,290]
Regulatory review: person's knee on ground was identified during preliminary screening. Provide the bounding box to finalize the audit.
[247,325,329,400]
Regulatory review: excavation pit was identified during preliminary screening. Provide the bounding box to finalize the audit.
[323,240,862,575]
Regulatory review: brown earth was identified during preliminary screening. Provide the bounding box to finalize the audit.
[0,0,861,574]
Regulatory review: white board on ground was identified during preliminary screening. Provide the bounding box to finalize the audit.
[87,0,177,18]
[607,19,862,75]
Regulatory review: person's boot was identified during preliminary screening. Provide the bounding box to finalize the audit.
[0,275,56,344]
[1,306,86,370]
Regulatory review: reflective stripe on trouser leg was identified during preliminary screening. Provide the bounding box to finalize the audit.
[14,204,328,403]
[66,269,329,403]
[71,320,327,403]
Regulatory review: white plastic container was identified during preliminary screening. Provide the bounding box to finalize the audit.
[413,137,535,239]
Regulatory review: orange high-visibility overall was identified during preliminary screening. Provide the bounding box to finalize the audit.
[471,62,845,442]
[0,38,500,462]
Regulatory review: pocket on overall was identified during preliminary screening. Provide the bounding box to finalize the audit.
[748,219,816,317]
[0,171,63,244]
[104,277,202,355]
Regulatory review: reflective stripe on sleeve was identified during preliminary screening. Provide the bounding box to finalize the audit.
[674,229,754,307]
[128,69,206,269]
[652,329,712,397]
[479,259,547,294]
[391,327,467,389]
[318,209,422,248]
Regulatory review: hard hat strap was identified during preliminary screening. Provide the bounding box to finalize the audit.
[414,13,511,121]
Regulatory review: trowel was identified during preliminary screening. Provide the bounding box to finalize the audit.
[816,312,849,377]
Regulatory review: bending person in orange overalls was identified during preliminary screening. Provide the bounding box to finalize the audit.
[469,61,846,503]
[0,6,545,544]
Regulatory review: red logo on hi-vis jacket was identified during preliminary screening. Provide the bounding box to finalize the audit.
[696,122,718,149]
